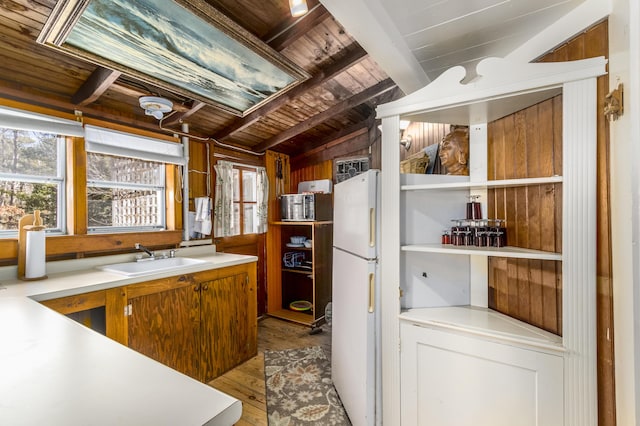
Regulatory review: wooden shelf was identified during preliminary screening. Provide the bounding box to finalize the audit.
[271,221,333,226]
[399,306,564,353]
[267,221,333,329]
[269,308,316,326]
[401,243,562,261]
[282,268,313,275]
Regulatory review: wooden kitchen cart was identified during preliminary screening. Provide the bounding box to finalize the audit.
[267,221,332,332]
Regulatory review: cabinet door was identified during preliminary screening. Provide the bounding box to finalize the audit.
[400,322,563,426]
[128,284,201,379]
[200,272,257,381]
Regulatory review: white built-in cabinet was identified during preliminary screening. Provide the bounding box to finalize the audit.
[377,57,607,426]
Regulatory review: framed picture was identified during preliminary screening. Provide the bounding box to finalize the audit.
[37,0,310,116]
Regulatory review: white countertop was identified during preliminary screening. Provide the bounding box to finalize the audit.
[0,246,257,301]
[0,247,258,425]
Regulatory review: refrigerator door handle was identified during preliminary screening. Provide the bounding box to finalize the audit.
[368,273,375,313]
[369,208,375,247]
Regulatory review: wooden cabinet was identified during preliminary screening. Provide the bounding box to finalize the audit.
[126,263,257,382]
[377,57,606,425]
[201,271,256,380]
[43,261,257,383]
[40,287,128,344]
[127,274,201,379]
[267,221,332,330]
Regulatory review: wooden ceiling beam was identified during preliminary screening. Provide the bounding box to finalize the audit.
[212,46,367,142]
[253,78,395,153]
[105,82,191,113]
[265,1,330,51]
[291,119,372,165]
[291,123,373,169]
[162,101,207,127]
[70,67,121,106]
[290,110,373,154]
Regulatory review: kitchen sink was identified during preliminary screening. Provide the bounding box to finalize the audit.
[98,257,208,277]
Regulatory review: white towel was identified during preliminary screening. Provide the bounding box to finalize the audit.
[193,197,212,236]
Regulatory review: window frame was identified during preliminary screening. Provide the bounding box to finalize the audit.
[0,132,66,237]
[232,164,259,237]
[85,152,167,234]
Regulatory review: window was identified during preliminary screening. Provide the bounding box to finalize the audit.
[232,166,258,236]
[0,128,65,234]
[214,160,268,237]
[86,153,165,233]
[83,125,185,234]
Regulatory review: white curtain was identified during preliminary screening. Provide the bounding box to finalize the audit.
[213,161,234,237]
[256,166,269,234]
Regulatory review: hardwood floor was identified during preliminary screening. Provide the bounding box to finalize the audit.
[208,316,331,425]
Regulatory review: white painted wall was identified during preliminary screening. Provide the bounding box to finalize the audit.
[609,0,640,424]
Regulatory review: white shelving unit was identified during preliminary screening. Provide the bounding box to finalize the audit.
[401,244,562,260]
[377,56,607,426]
[401,175,563,191]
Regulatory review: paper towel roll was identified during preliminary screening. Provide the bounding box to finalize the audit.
[25,230,46,279]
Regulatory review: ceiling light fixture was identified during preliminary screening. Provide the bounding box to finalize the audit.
[289,0,308,17]
[139,96,173,120]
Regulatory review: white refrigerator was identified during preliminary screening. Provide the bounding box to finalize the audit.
[332,169,381,426]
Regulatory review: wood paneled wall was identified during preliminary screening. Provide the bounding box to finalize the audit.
[288,123,384,183]
[485,20,614,425]
[399,122,451,161]
[290,160,334,193]
[265,150,290,314]
[189,140,213,213]
[487,96,564,335]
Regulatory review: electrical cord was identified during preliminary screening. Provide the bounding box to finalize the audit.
[158,112,265,156]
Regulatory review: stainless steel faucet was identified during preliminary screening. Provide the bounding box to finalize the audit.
[134,243,155,259]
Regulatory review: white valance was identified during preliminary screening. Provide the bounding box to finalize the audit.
[84,125,186,165]
[0,105,84,137]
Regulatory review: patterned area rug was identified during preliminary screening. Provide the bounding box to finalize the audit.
[264,346,351,425]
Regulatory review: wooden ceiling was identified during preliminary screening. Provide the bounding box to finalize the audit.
[0,0,400,158]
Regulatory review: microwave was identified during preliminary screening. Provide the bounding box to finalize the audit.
[279,193,332,221]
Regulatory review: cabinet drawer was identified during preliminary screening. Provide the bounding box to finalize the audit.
[126,273,196,298]
[41,289,106,315]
